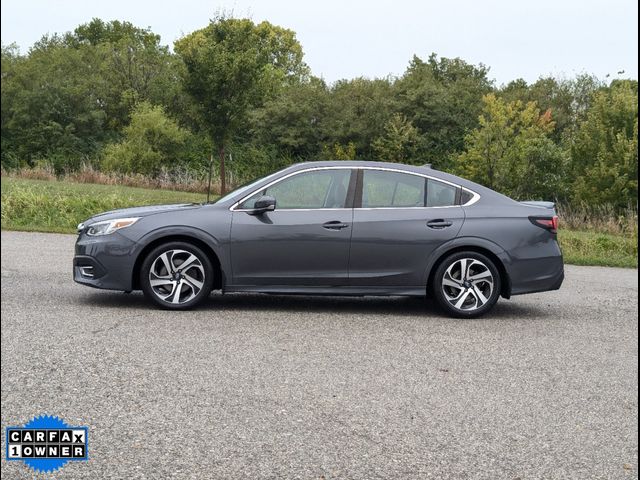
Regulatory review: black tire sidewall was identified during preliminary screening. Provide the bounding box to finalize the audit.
[432,251,501,318]
[140,241,214,310]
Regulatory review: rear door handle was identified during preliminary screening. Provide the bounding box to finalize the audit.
[427,219,453,229]
[323,221,350,230]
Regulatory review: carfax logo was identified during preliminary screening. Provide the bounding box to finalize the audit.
[5,415,88,473]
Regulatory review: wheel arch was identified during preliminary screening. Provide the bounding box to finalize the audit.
[132,234,224,291]
[425,239,512,299]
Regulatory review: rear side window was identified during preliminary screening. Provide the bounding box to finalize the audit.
[426,179,458,207]
[362,170,426,207]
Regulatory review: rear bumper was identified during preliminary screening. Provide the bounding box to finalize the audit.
[508,253,565,296]
[510,265,564,295]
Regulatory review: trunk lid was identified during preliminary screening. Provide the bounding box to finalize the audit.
[519,200,556,210]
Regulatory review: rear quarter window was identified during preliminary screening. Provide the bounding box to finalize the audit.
[426,179,458,207]
[460,189,473,205]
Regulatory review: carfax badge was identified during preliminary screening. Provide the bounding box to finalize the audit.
[5,415,89,474]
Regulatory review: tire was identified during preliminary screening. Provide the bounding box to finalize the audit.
[140,241,214,310]
[432,251,501,318]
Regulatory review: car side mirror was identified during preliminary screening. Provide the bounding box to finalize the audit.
[247,195,276,215]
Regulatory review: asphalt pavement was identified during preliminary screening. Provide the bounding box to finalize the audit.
[1,231,638,479]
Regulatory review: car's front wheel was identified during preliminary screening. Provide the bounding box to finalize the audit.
[432,251,501,318]
[140,242,214,310]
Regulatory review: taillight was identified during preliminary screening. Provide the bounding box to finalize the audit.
[529,215,559,234]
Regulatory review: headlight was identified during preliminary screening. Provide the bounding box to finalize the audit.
[85,217,140,236]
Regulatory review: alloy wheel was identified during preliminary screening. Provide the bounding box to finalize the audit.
[148,249,206,305]
[441,258,494,312]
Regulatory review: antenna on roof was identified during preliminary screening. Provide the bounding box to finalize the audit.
[423,163,432,169]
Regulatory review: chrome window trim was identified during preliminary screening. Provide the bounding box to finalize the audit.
[229,166,481,211]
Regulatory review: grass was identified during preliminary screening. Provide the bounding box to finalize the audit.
[1,177,637,268]
[559,230,637,268]
[1,177,208,234]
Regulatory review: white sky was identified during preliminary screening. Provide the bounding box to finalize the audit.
[1,0,638,85]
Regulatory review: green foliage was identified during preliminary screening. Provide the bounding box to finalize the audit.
[102,102,191,175]
[559,230,637,268]
[174,15,308,192]
[326,78,395,158]
[67,19,186,132]
[249,77,331,157]
[394,54,493,169]
[1,41,108,171]
[513,136,568,200]
[249,76,395,160]
[499,74,603,144]
[570,81,638,209]
[456,94,568,200]
[67,18,160,47]
[174,16,307,145]
[0,19,185,171]
[373,113,420,163]
[1,43,22,168]
[319,142,358,160]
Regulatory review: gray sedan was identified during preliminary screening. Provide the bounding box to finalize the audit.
[74,161,564,317]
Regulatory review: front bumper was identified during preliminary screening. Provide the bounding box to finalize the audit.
[73,232,140,291]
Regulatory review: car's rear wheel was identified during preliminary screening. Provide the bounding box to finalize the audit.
[432,251,501,318]
[140,242,214,310]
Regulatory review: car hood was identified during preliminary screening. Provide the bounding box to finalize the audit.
[85,203,202,224]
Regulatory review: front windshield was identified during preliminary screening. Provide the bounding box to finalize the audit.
[214,170,283,204]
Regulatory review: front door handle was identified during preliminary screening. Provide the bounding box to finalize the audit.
[427,219,453,229]
[323,221,350,230]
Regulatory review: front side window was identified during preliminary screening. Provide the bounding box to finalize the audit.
[238,169,352,210]
[361,170,426,207]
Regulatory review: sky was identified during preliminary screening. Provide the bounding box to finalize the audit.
[1,0,637,86]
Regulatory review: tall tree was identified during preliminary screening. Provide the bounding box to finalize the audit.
[499,74,603,144]
[326,77,395,159]
[174,16,308,193]
[1,20,186,171]
[456,94,567,200]
[1,40,108,170]
[394,54,493,169]
[570,80,638,209]
[65,19,185,131]
[1,43,22,168]
[248,76,331,157]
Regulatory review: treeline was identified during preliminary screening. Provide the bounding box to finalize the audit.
[1,18,637,208]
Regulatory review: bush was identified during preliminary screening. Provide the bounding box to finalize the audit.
[102,102,191,175]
